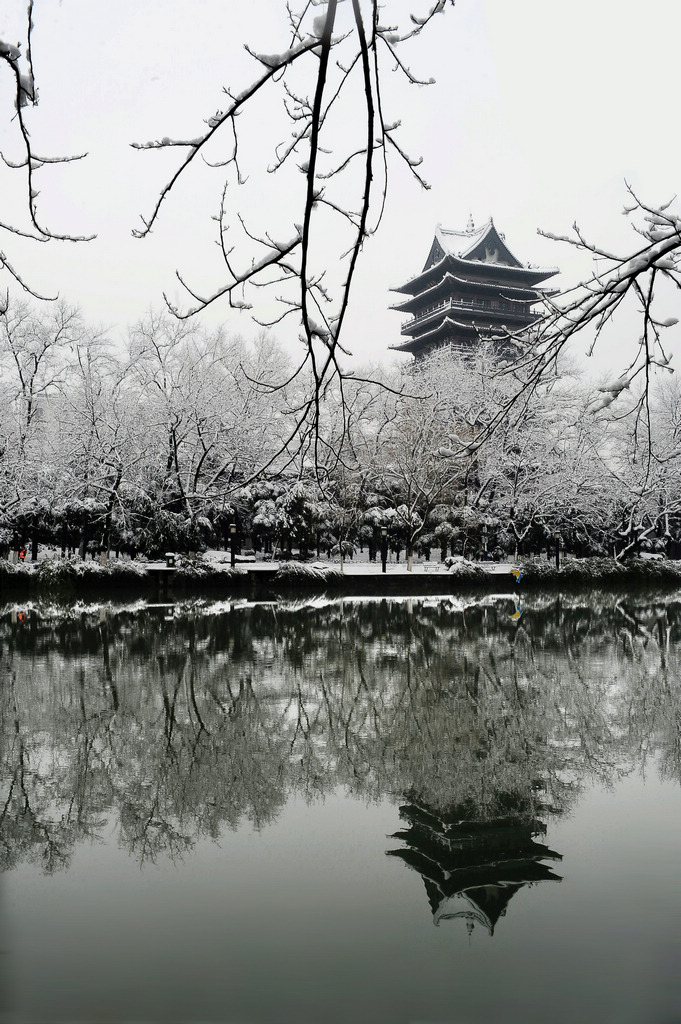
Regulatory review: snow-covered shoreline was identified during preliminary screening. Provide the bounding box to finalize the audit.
[3,554,681,603]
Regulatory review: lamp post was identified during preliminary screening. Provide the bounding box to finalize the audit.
[230,523,237,568]
[482,524,488,562]
[381,527,388,574]
[555,533,560,570]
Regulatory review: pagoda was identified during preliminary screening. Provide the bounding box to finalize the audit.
[386,797,562,937]
[390,218,557,359]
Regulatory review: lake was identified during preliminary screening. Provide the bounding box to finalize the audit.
[2,593,681,1024]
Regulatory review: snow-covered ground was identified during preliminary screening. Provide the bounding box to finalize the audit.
[12,545,520,576]
[202,549,517,575]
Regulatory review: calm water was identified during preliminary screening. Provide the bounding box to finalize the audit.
[2,593,681,1024]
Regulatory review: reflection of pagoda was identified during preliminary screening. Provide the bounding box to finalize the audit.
[390,219,557,360]
[387,797,562,936]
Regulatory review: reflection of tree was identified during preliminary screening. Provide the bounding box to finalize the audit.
[0,668,107,873]
[387,795,562,936]
[1,724,77,874]
[3,593,681,873]
[110,667,290,864]
[613,600,681,785]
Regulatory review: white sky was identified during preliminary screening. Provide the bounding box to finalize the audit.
[1,0,679,376]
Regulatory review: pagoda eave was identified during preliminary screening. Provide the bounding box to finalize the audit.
[401,308,538,338]
[391,274,545,314]
[392,253,557,296]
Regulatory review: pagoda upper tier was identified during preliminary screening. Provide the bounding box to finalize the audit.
[390,219,557,358]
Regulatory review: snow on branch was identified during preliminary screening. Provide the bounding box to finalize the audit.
[130,34,325,239]
[445,189,681,475]
[132,0,455,472]
[501,191,681,418]
[0,5,94,300]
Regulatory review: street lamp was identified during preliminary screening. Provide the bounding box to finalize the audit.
[381,526,388,574]
[482,524,488,562]
[230,523,237,568]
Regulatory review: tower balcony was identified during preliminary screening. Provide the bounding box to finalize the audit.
[401,296,539,334]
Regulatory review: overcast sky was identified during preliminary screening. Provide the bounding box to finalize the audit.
[1,0,679,376]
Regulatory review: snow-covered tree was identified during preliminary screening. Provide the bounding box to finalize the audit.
[498,191,681,458]
[2,1,456,471]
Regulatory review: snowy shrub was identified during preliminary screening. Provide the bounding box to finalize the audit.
[515,556,681,586]
[33,558,150,596]
[444,555,476,569]
[446,560,487,581]
[274,562,343,586]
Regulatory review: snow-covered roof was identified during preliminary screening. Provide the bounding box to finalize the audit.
[389,306,535,352]
[432,219,522,269]
[437,219,503,258]
[390,271,541,312]
[391,219,557,296]
[389,315,481,352]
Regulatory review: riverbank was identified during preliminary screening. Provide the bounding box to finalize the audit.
[2,553,681,601]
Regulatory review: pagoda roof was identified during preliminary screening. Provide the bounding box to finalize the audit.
[392,219,557,296]
[390,313,526,354]
[389,315,478,353]
[391,271,543,314]
[434,220,523,266]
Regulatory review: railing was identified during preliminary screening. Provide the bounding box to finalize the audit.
[401,298,536,331]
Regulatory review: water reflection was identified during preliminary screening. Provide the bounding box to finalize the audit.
[2,593,681,912]
[387,796,562,935]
